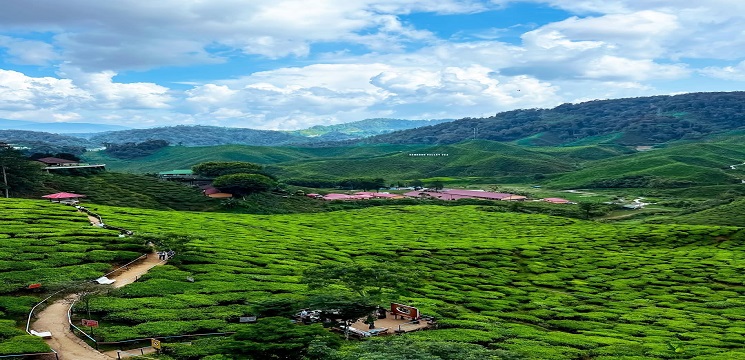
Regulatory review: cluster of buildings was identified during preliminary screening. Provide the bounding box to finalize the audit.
[307,191,405,201]
[309,189,572,204]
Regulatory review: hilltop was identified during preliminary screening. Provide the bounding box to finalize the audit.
[289,118,452,139]
[368,92,745,146]
[0,119,130,134]
[89,125,310,147]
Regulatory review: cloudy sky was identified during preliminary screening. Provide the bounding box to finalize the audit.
[0,1,744,130]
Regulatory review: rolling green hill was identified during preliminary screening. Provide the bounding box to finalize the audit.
[41,172,219,211]
[369,92,745,146]
[89,125,311,147]
[669,198,745,226]
[0,199,150,355]
[547,140,745,189]
[271,140,579,181]
[43,202,745,359]
[80,144,425,173]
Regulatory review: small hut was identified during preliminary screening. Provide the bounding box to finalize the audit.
[41,192,86,204]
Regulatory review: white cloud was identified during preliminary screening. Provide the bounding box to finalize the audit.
[700,60,745,81]
[0,36,58,65]
[57,65,173,109]
[0,69,89,111]
[582,56,688,81]
[0,0,491,71]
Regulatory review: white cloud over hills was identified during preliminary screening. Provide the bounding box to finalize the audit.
[0,0,743,129]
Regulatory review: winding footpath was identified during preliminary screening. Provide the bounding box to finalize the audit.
[29,209,165,360]
[32,254,165,360]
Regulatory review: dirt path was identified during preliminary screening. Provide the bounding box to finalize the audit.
[88,215,101,225]
[31,254,165,360]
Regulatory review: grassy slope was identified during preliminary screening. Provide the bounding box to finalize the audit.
[81,144,426,173]
[547,141,745,188]
[42,172,219,211]
[74,204,745,359]
[0,199,150,355]
[272,141,581,180]
[670,198,745,226]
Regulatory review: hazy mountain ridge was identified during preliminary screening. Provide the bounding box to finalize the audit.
[289,118,453,138]
[0,130,96,153]
[0,119,130,133]
[89,125,312,147]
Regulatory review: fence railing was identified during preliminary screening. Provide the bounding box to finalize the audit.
[0,351,58,359]
[24,252,149,357]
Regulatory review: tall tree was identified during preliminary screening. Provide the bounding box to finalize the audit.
[212,173,277,196]
[218,317,340,360]
[192,161,265,178]
[0,143,42,198]
[303,262,419,339]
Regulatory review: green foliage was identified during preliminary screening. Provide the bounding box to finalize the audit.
[370,91,745,146]
[90,125,307,147]
[66,202,745,360]
[0,145,43,197]
[337,336,510,360]
[290,118,452,138]
[212,173,277,196]
[42,172,217,211]
[191,161,265,178]
[0,199,151,354]
[225,317,340,360]
[304,262,417,300]
[103,139,170,159]
[0,130,92,154]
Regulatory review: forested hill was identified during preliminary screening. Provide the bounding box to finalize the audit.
[367,92,745,146]
[0,130,95,153]
[90,125,311,147]
[290,118,453,138]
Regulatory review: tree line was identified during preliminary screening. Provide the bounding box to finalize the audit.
[369,91,745,146]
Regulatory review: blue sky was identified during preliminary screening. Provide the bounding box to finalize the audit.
[0,0,744,130]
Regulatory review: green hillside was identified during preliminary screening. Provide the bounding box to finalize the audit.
[273,140,578,181]
[547,141,745,189]
[370,92,745,146]
[81,144,424,173]
[89,125,310,147]
[0,199,150,355]
[670,198,745,226]
[51,202,745,359]
[42,172,219,211]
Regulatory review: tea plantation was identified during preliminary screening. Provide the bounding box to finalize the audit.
[71,204,745,359]
[0,199,150,355]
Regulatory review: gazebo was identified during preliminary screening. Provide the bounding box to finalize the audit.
[41,192,86,203]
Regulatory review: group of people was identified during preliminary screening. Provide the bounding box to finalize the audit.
[158,250,175,260]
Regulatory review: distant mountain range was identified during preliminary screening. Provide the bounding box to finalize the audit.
[6,92,745,149]
[0,119,130,134]
[289,118,452,139]
[87,118,453,146]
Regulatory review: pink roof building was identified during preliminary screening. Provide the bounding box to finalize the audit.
[405,189,527,201]
[323,193,350,200]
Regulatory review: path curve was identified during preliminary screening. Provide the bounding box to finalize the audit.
[32,254,165,360]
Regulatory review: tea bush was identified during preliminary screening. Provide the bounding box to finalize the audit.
[29,202,745,359]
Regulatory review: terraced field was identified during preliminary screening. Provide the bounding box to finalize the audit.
[69,203,745,359]
[0,199,149,355]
